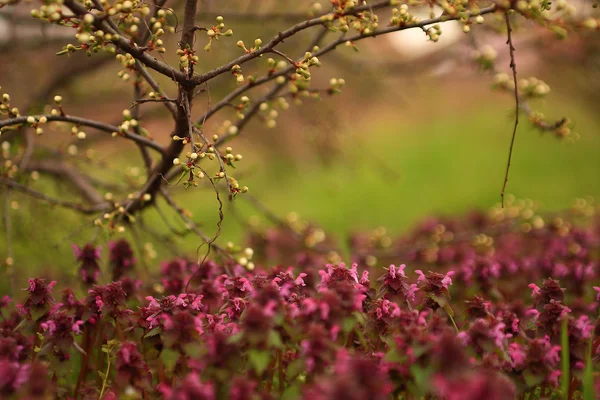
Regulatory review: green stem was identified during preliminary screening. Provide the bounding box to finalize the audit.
[99,349,112,399]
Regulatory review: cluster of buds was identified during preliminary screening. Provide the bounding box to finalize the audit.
[0,90,19,118]
[390,4,419,27]
[258,102,279,128]
[117,109,138,135]
[341,9,379,35]
[204,16,234,52]
[492,72,515,91]
[519,77,551,98]
[116,53,137,81]
[24,115,48,135]
[149,8,175,36]
[328,78,346,95]
[266,58,289,76]
[30,2,74,25]
[472,45,497,70]
[70,125,87,140]
[426,24,442,43]
[231,64,244,84]
[236,38,263,54]
[228,245,255,271]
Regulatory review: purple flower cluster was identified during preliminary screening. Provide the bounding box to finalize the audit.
[0,209,598,399]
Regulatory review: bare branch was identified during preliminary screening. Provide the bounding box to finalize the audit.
[26,159,108,206]
[0,178,107,214]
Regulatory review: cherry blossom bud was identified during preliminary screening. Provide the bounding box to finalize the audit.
[173,158,181,165]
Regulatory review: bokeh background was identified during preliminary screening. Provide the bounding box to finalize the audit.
[1,1,599,285]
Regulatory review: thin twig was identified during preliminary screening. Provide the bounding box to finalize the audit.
[501,12,519,209]
[0,178,108,214]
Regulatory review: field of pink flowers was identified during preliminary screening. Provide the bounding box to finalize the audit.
[1,201,599,399]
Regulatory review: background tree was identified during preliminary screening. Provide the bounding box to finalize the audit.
[0,0,597,278]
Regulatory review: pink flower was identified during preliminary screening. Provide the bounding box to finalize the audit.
[528,283,541,298]
[72,320,84,334]
[544,344,562,366]
[441,271,455,289]
[593,286,600,301]
[548,370,561,386]
[508,343,526,369]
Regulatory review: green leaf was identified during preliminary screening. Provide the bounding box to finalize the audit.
[248,349,271,375]
[583,340,595,400]
[281,385,300,400]
[160,348,179,373]
[285,358,305,380]
[268,330,283,348]
[561,317,570,399]
[409,364,434,397]
[523,369,544,387]
[227,331,244,344]
[342,316,357,333]
[144,327,161,339]
[31,306,48,322]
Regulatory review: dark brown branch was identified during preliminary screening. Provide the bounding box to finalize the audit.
[120,0,198,216]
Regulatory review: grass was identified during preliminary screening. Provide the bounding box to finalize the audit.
[2,86,599,290]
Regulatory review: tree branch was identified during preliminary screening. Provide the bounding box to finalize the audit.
[0,114,165,154]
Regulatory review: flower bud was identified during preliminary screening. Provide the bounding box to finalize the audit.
[83,13,94,24]
[54,95,63,103]
[173,158,181,165]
